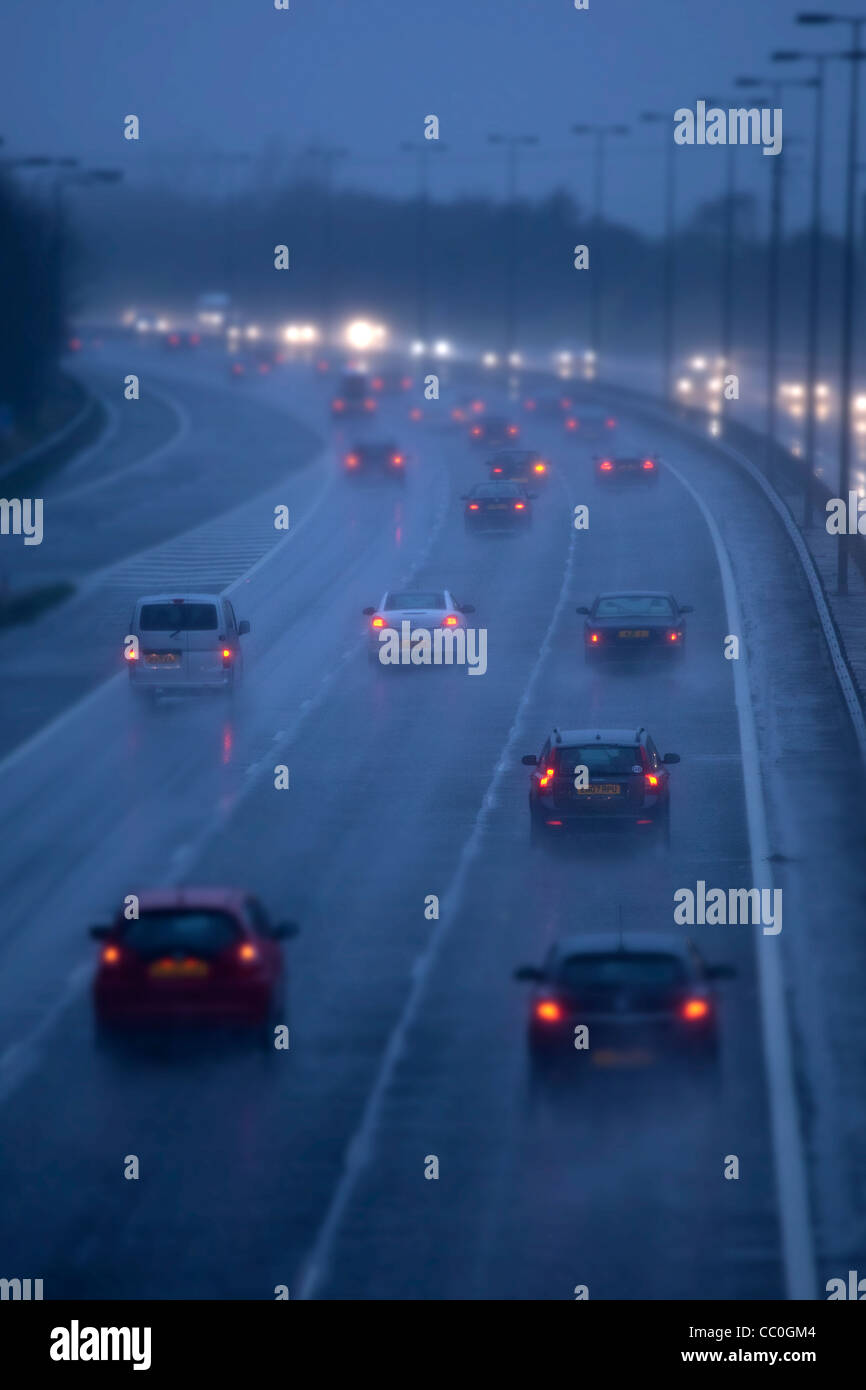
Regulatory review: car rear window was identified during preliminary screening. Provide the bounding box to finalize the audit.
[557,953,687,988]
[557,745,642,775]
[139,603,219,631]
[119,910,241,958]
[596,596,674,618]
[475,483,520,498]
[384,592,445,610]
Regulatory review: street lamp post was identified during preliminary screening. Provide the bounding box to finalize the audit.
[572,123,629,365]
[488,133,538,360]
[641,112,677,402]
[400,140,446,350]
[773,50,828,530]
[798,12,866,592]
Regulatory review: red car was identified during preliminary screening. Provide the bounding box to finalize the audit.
[90,889,298,1045]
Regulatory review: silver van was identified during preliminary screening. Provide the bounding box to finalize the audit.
[127,593,250,701]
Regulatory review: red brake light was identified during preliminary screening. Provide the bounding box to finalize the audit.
[493,467,503,474]
[471,426,482,436]
[102,945,121,965]
[345,454,359,467]
[409,407,422,420]
[681,998,710,1021]
[668,631,679,642]
[524,399,536,410]
[507,425,518,436]
[443,615,459,627]
[401,377,412,389]
[606,418,616,428]
[168,333,180,345]
[538,766,555,788]
[533,462,546,473]
[565,418,577,430]
[238,942,258,963]
[560,398,572,409]
[645,773,659,788]
[124,647,138,661]
[589,632,600,644]
[514,501,526,510]
[333,399,345,410]
[472,401,484,413]
[372,378,383,390]
[391,454,403,465]
[222,648,232,659]
[600,460,613,471]
[364,398,376,410]
[371,616,386,628]
[642,459,655,470]
[535,1000,562,1023]
[468,502,480,510]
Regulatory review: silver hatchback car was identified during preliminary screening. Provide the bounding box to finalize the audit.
[126,593,250,702]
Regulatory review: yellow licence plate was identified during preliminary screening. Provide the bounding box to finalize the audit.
[578,784,621,795]
[148,958,210,979]
[592,1048,654,1068]
[618,630,649,638]
[145,652,178,665]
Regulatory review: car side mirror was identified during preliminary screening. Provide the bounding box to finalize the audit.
[662,752,680,764]
[679,604,693,614]
[513,965,545,982]
[460,604,475,614]
[238,619,250,636]
[521,754,538,766]
[90,924,111,940]
[707,963,737,981]
[362,606,375,616]
[575,606,590,615]
[272,921,300,940]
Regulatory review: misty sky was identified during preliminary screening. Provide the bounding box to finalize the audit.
[1,0,855,234]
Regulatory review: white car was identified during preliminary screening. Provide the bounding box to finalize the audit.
[126,592,250,703]
[361,588,475,663]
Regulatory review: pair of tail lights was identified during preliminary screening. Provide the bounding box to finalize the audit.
[533,998,710,1023]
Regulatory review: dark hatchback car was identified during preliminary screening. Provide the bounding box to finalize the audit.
[487,449,550,486]
[332,372,377,417]
[523,727,679,838]
[515,932,734,1078]
[463,481,533,530]
[468,414,521,447]
[91,889,298,1046]
[595,453,659,482]
[564,409,616,441]
[578,592,693,660]
[343,441,407,481]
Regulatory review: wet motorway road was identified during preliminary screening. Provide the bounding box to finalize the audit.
[0,346,856,1299]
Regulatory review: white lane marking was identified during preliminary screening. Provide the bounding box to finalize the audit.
[0,453,453,1102]
[295,484,578,1301]
[52,395,120,481]
[52,383,192,503]
[0,964,90,1104]
[661,455,816,1301]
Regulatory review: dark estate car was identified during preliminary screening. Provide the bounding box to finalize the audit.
[523,726,679,838]
[487,449,549,486]
[343,440,407,480]
[595,453,659,482]
[578,592,693,660]
[468,414,521,447]
[515,931,735,1078]
[463,480,534,530]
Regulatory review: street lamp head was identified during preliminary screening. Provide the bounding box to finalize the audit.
[796,13,836,22]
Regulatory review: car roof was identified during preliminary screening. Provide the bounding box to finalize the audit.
[594,590,675,601]
[547,727,646,745]
[120,888,248,915]
[381,588,451,605]
[134,593,222,606]
[550,932,694,962]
